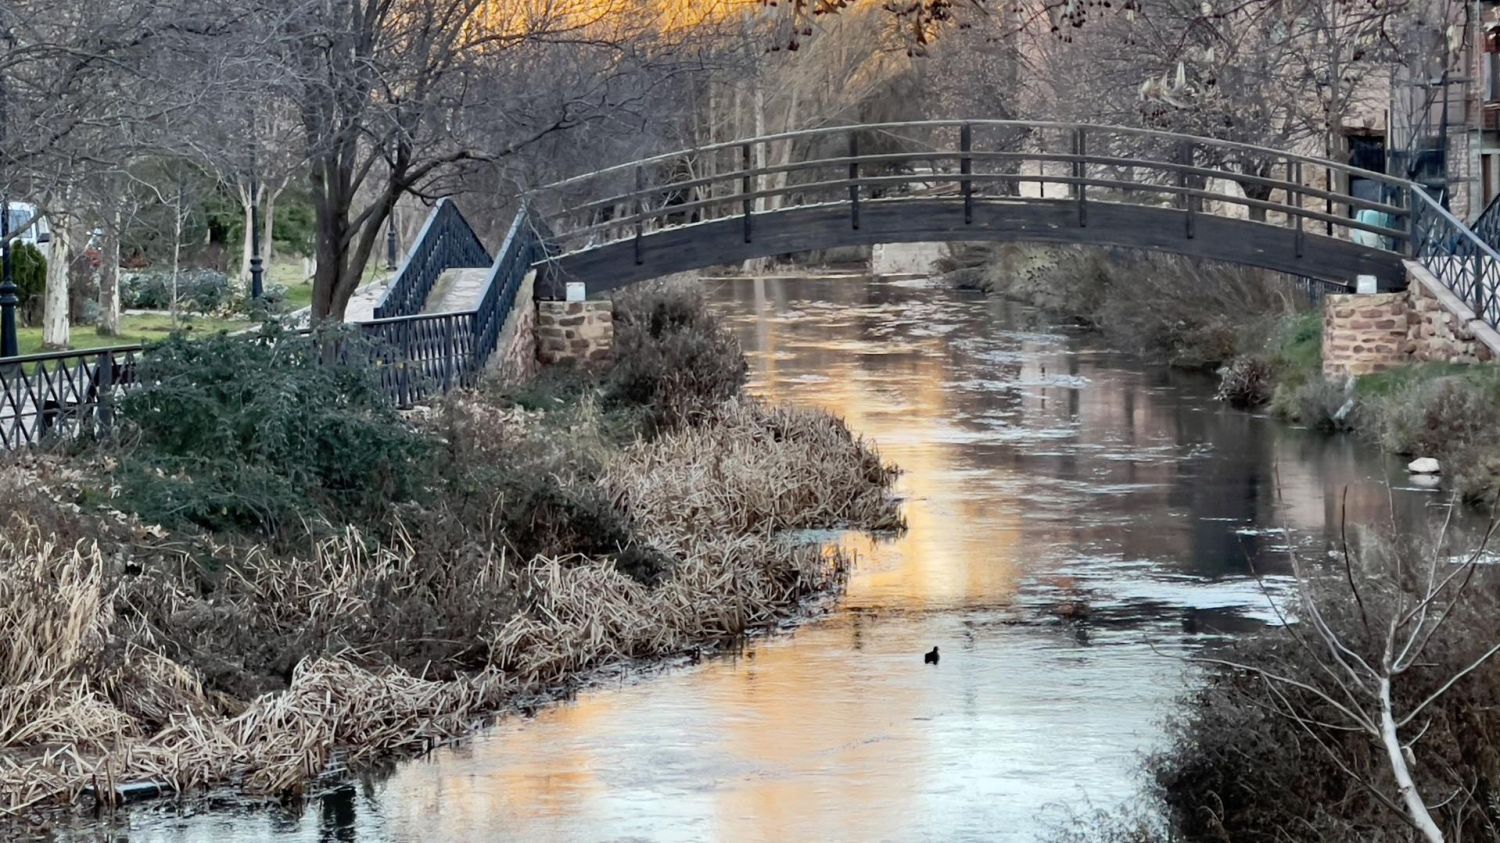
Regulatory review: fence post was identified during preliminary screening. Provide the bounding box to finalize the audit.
[1178,142,1195,240]
[634,165,645,266]
[742,142,753,244]
[1325,167,1334,236]
[1074,127,1087,227]
[1407,189,1421,259]
[397,321,412,409]
[960,123,973,225]
[849,131,860,231]
[95,350,114,437]
[1473,249,1486,319]
[1291,159,1304,258]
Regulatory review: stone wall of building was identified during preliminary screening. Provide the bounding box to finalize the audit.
[1322,261,1500,378]
[536,300,614,366]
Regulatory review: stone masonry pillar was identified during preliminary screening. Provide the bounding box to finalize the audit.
[536,300,614,366]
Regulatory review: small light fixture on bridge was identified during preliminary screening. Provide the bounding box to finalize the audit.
[566,281,586,302]
[1357,274,1378,294]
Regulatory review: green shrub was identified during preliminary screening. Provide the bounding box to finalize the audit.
[607,282,748,428]
[115,327,428,534]
[10,242,46,326]
[120,268,234,313]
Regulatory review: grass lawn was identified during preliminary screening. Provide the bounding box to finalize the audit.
[15,312,255,357]
[11,256,394,358]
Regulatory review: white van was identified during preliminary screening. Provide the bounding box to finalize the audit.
[4,202,52,260]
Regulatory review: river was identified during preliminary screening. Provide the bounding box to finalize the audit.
[106,273,1476,842]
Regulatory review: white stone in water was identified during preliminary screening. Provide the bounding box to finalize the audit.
[1408,457,1441,475]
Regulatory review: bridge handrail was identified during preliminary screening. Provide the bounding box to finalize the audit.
[563,150,1411,223]
[1410,187,1500,328]
[539,120,1412,196]
[472,204,551,374]
[372,198,492,320]
[1471,190,1500,253]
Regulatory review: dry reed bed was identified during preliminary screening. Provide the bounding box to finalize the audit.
[607,399,904,553]
[0,396,900,817]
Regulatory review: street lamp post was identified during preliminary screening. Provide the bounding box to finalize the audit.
[385,210,398,270]
[249,177,264,300]
[0,196,15,358]
[0,60,14,359]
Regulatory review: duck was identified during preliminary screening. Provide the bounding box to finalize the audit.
[924,646,940,664]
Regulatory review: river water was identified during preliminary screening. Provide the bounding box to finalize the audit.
[111,274,1476,842]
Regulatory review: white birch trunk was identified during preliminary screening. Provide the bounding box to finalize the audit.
[262,187,280,272]
[1378,679,1444,842]
[171,188,184,326]
[41,223,71,349]
[97,206,122,336]
[238,185,254,292]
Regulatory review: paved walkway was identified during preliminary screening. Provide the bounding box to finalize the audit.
[424,268,489,313]
[342,280,392,323]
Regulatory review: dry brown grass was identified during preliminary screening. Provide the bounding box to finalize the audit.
[607,399,904,553]
[0,390,902,818]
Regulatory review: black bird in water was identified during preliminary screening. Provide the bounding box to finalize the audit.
[924,647,940,665]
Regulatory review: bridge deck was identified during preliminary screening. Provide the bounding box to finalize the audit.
[544,198,1407,296]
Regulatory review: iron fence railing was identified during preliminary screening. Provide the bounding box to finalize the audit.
[0,201,551,449]
[0,346,140,449]
[372,198,492,320]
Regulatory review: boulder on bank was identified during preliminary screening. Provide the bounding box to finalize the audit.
[1408,457,1441,475]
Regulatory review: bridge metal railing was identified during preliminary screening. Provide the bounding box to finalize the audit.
[1411,190,1500,329]
[1,201,551,449]
[532,121,1416,266]
[372,198,492,320]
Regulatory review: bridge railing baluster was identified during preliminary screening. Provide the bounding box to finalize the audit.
[960,124,973,223]
[849,132,860,231]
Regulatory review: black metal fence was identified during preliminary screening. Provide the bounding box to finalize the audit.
[0,347,140,449]
[0,200,551,449]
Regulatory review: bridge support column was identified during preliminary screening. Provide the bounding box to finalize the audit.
[537,300,614,367]
[1322,261,1500,379]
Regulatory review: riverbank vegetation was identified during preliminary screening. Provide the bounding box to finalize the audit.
[945,243,1500,505]
[0,284,902,826]
[1051,524,1500,842]
[939,244,1312,371]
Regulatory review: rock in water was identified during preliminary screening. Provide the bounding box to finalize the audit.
[1408,457,1441,475]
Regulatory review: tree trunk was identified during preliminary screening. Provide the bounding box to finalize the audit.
[97,206,122,336]
[238,185,254,292]
[262,186,280,272]
[1379,678,1444,842]
[41,224,71,349]
[171,187,184,327]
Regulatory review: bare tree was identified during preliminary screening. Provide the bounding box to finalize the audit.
[1200,501,1500,841]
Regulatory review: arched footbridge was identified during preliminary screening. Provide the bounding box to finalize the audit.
[5,120,1500,448]
[527,120,1495,304]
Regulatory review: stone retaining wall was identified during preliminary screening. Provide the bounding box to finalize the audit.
[536,300,614,366]
[1406,270,1496,365]
[490,270,539,385]
[1322,261,1500,378]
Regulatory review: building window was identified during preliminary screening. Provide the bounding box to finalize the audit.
[1486,26,1500,102]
